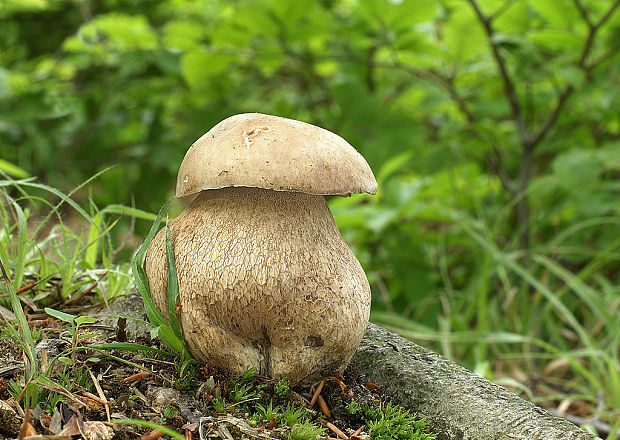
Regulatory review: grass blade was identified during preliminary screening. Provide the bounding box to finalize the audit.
[165,221,183,338]
[131,197,174,329]
[0,257,38,383]
[113,419,185,440]
[87,342,175,357]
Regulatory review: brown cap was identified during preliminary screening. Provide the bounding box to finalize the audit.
[176,113,378,198]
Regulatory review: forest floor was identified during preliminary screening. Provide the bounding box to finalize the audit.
[0,290,436,440]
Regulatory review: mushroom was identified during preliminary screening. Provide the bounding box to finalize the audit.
[144,113,377,385]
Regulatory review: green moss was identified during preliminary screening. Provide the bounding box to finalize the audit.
[287,421,325,440]
[364,402,435,440]
[274,378,291,400]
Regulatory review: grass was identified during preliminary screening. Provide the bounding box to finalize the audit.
[0,173,175,409]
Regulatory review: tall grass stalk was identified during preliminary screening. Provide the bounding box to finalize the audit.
[130,197,193,360]
[0,257,39,406]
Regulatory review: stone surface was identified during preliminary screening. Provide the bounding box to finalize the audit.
[353,323,600,440]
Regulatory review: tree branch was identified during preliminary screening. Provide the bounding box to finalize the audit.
[528,87,573,151]
[373,60,476,123]
[572,0,593,28]
[489,0,519,22]
[467,0,528,146]
[529,0,620,150]
[487,146,517,195]
[593,0,620,30]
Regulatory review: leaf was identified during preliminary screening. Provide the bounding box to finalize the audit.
[131,197,191,357]
[377,151,413,184]
[113,420,185,440]
[596,142,620,170]
[181,51,238,90]
[357,0,436,29]
[163,19,204,52]
[85,211,102,269]
[494,0,530,33]
[165,221,183,339]
[88,342,174,357]
[73,13,158,51]
[443,5,486,63]
[45,307,75,324]
[528,29,583,52]
[75,316,98,326]
[555,66,586,88]
[0,159,29,178]
[131,197,175,329]
[528,0,580,27]
[1,257,37,382]
[0,0,49,14]
[150,324,186,355]
[100,204,157,221]
[552,149,601,194]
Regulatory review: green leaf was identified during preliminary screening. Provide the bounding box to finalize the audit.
[131,196,175,330]
[377,151,413,184]
[163,19,204,52]
[1,257,38,382]
[494,0,530,33]
[358,0,436,29]
[113,420,185,440]
[75,315,98,326]
[556,66,586,88]
[528,29,582,52]
[58,356,73,365]
[131,197,191,357]
[45,307,75,324]
[181,51,238,90]
[443,6,486,63]
[150,324,186,355]
[0,0,49,14]
[165,221,183,338]
[88,342,175,357]
[100,204,157,221]
[0,159,29,178]
[72,13,158,52]
[552,150,601,194]
[85,211,102,269]
[528,0,580,27]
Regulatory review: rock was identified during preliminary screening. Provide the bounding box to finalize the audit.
[0,400,20,437]
[353,323,600,440]
[97,290,151,340]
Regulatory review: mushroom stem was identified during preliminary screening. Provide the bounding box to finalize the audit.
[144,187,371,384]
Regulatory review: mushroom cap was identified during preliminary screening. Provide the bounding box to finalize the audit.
[176,113,378,198]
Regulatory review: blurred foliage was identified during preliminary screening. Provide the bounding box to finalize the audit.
[1,0,619,375]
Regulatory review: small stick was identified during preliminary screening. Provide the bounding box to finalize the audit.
[317,395,331,419]
[142,429,165,440]
[122,371,152,383]
[309,379,325,407]
[88,368,110,422]
[351,425,365,437]
[318,419,347,440]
